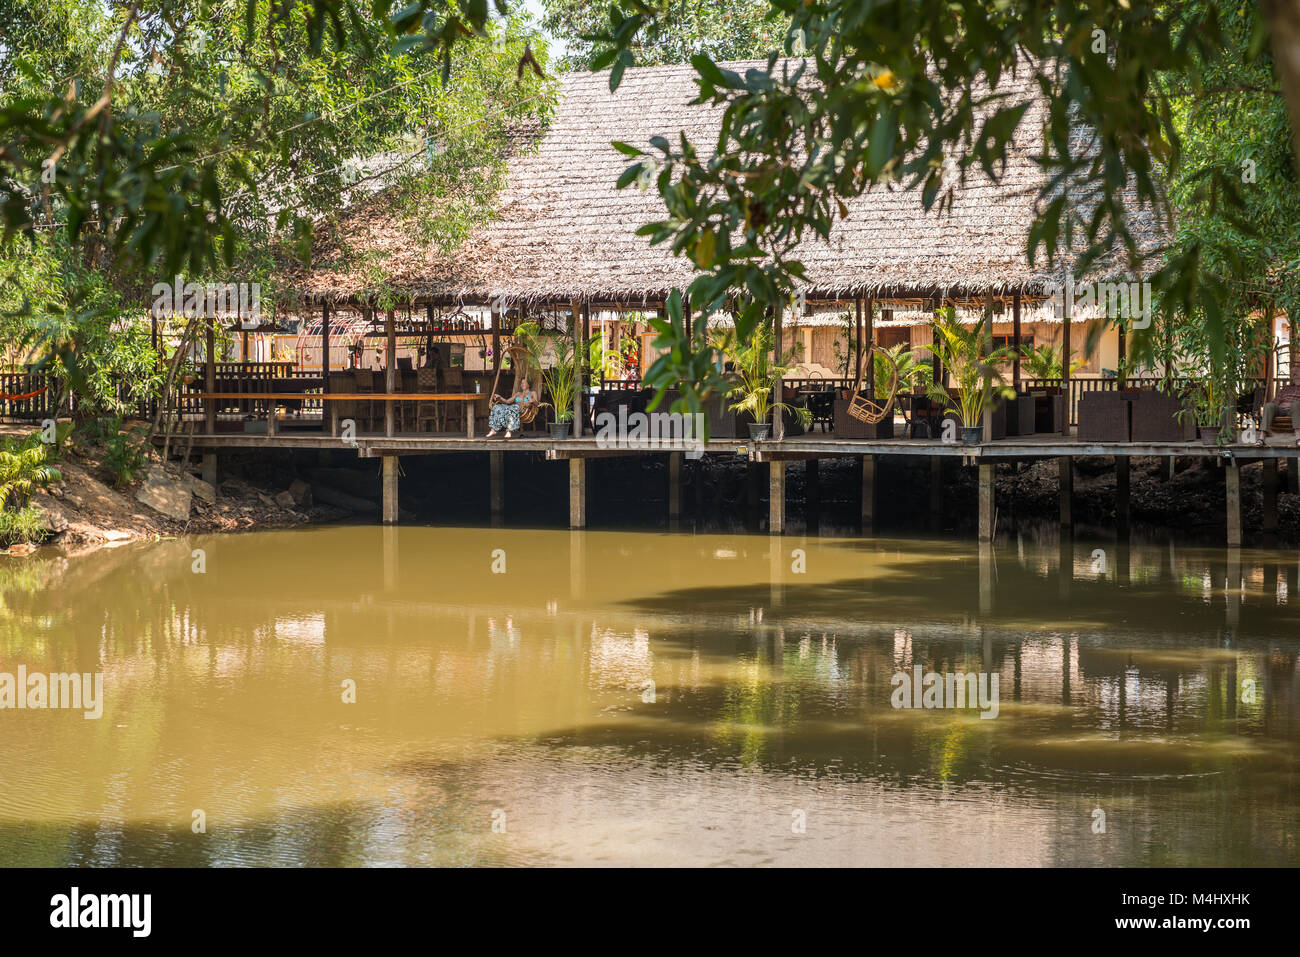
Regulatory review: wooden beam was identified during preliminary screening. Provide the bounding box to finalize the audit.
[854,296,863,385]
[982,288,993,441]
[321,302,331,393]
[1062,304,1072,427]
[385,309,396,437]
[1117,322,1128,389]
[773,302,785,441]
[864,296,874,396]
[204,320,216,434]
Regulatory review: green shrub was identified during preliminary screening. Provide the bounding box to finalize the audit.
[0,505,49,548]
[103,427,148,487]
[0,434,61,509]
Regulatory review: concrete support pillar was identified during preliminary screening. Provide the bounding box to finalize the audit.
[201,452,217,489]
[860,454,877,534]
[668,452,682,531]
[929,456,943,533]
[978,462,995,542]
[1059,457,1074,528]
[805,458,820,534]
[1263,458,1279,537]
[490,451,504,528]
[979,541,994,616]
[1115,456,1130,532]
[381,455,399,525]
[769,459,786,534]
[569,457,586,529]
[1225,462,1242,548]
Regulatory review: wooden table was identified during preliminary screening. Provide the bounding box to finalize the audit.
[193,392,484,438]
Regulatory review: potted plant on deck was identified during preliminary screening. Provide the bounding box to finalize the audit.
[923,307,1015,444]
[1181,375,1232,446]
[722,324,811,441]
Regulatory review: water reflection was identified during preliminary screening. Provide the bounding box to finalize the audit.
[0,525,1297,866]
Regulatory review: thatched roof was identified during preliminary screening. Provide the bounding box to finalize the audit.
[293,59,1166,306]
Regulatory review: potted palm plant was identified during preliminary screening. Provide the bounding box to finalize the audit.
[1181,375,1232,446]
[923,308,1015,444]
[722,324,811,441]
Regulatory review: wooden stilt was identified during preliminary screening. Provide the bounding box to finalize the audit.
[1162,455,1175,482]
[1115,456,1130,532]
[769,459,786,534]
[204,321,216,434]
[860,453,876,534]
[978,462,995,542]
[201,452,217,489]
[929,455,943,532]
[668,452,682,530]
[1225,462,1242,548]
[490,450,504,528]
[1288,455,1300,495]
[806,458,820,534]
[569,457,586,528]
[1059,456,1074,527]
[382,455,399,525]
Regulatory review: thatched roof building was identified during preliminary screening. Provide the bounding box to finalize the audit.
[292,59,1165,308]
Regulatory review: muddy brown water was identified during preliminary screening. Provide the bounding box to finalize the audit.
[1,526,1297,866]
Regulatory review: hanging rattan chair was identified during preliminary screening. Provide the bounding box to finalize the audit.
[846,343,900,424]
[489,344,542,425]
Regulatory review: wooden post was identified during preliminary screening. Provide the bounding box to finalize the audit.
[381,455,399,525]
[806,458,820,534]
[201,452,217,488]
[864,297,874,396]
[1059,456,1074,527]
[978,462,995,542]
[385,309,396,437]
[1061,305,1072,428]
[1012,291,1022,390]
[1263,458,1279,536]
[854,296,864,385]
[668,451,682,531]
[769,459,786,534]
[569,457,586,528]
[861,453,876,534]
[321,302,331,390]
[204,320,216,434]
[683,295,692,343]
[1118,321,1128,389]
[574,300,589,438]
[490,450,504,528]
[932,294,945,385]
[1115,456,1130,532]
[1288,455,1300,495]
[773,302,785,441]
[1226,461,1242,547]
[982,289,994,441]
[491,300,501,374]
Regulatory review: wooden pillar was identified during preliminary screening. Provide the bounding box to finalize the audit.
[668,451,682,531]
[1061,307,1072,428]
[204,320,216,434]
[860,453,877,534]
[381,455,399,525]
[574,300,589,438]
[1117,322,1128,389]
[385,309,396,437]
[1115,455,1130,532]
[491,301,501,374]
[864,297,874,396]
[1263,457,1279,536]
[806,458,820,534]
[978,462,995,542]
[746,462,761,531]
[1059,456,1073,527]
[932,294,945,385]
[683,295,691,342]
[854,296,863,385]
[490,450,504,528]
[982,289,994,441]
[321,302,331,388]
[769,459,786,534]
[569,457,586,528]
[201,452,217,488]
[1012,291,1022,390]
[773,303,785,441]
[1226,462,1242,547]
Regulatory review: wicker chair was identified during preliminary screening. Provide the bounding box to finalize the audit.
[488,346,541,432]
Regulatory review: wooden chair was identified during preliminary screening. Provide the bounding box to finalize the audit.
[415,368,439,433]
[353,369,377,432]
[441,368,464,433]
